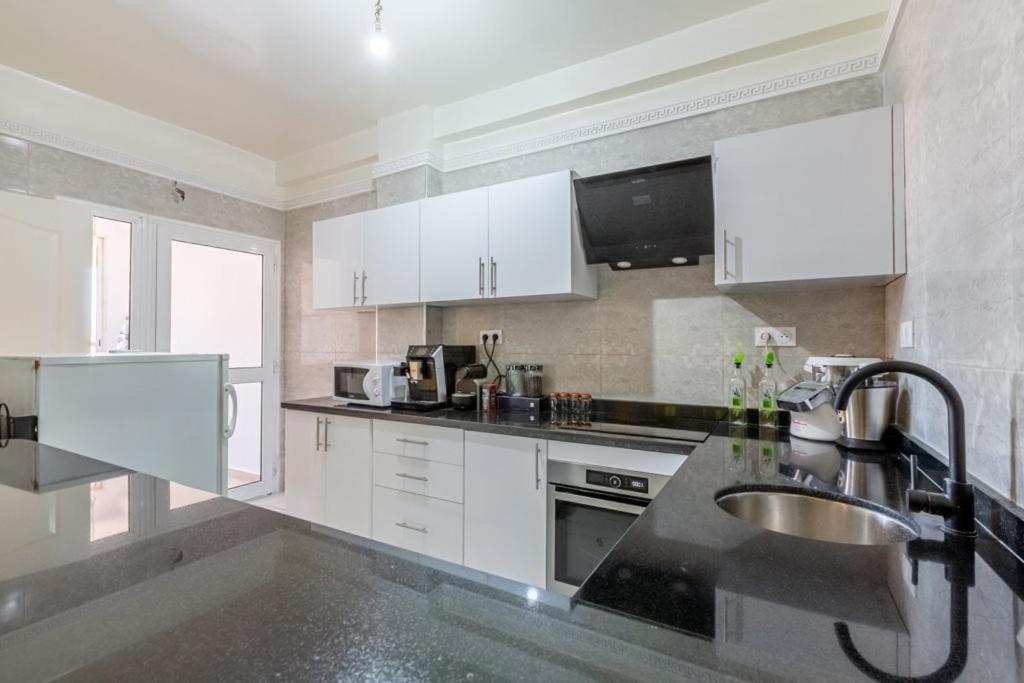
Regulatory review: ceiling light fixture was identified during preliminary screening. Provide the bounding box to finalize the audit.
[368,0,389,57]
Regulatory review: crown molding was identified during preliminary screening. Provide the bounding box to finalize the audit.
[370,150,444,178]
[877,0,906,70]
[0,118,283,210]
[280,178,374,211]
[442,54,878,172]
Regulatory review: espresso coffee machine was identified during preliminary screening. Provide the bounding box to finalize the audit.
[391,345,476,411]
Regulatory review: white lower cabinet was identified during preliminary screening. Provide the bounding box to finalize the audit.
[323,416,373,537]
[463,432,547,587]
[373,452,464,503]
[372,487,464,564]
[284,410,325,524]
[284,409,372,535]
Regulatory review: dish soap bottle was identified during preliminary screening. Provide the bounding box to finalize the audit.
[758,352,778,429]
[728,353,747,425]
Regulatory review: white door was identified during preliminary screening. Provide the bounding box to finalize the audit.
[155,219,280,500]
[322,415,372,536]
[420,187,489,303]
[713,106,894,285]
[313,213,362,309]
[0,191,94,353]
[284,409,324,524]
[464,432,547,587]
[361,202,420,306]
[488,171,571,298]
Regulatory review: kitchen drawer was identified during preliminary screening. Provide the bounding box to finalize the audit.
[372,421,464,466]
[373,452,464,503]
[372,487,464,565]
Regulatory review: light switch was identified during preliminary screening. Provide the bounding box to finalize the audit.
[899,321,914,348]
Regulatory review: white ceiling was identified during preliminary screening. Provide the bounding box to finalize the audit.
[0,0,771,159]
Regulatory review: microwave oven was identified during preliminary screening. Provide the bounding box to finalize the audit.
[332,361,407,407]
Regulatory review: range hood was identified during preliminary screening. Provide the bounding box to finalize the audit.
[573,157,714,270]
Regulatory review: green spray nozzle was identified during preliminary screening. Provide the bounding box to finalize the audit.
[732,352,745,368]
[765,351,776,367]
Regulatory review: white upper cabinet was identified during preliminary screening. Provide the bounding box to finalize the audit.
[312,213,362,309]
[420,187,489,303]
[312,170,596,308]
[362,202,420,306]
[713,106,905,290]
[488,170,596,300]
[464,432,547,587]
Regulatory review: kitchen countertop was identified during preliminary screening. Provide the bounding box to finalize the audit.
[577,427,1024,681]
[2,417,1022,679]
[281,396,715,454]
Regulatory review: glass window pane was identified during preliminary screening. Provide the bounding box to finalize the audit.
[170,241,263,368]
[228,382,262,489]
[91,217,132,352]
[90,475,130,541]
[169,483,219,510]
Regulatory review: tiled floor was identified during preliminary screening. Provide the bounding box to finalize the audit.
[249,492,287,512]
[228,469,261,490]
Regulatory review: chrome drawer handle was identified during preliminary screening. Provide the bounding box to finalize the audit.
[395,521,428,534]
[396,472,428,482]
[396,437,429,446]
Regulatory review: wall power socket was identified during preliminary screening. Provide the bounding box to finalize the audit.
[480,329,502,344]
[754,326,796,347]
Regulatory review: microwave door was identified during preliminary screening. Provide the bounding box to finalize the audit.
[335,367,370,401]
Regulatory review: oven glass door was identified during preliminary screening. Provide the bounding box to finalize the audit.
[334,366,370,400]
[548,487,646,594]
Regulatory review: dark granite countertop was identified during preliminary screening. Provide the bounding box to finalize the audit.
[2,415,1022,679]
[577,427,1024,681]
[281,396,716,454]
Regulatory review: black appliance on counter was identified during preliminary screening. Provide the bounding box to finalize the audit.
[391,345,476,411]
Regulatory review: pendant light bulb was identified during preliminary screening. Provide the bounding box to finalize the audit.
[369,0,389,57]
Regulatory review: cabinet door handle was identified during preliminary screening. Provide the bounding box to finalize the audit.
[478,257,485,296]
[396,437,429,446]
[396,472,428,482]
[535,443,542,490]
[490,257,497,296]
[323,418,330,452]
[352,271,358,306]
[315,416,322,452]
[721,228,732,281]
[395,521,428,534]
[361,270,367,305]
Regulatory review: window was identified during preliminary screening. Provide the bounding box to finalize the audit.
[91,217,132,352]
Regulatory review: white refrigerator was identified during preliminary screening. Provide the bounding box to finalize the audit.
[0,353,235,494]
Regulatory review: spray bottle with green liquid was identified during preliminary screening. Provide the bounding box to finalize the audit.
[727,353,747,425]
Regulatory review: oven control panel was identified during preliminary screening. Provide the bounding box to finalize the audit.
[586,469,649,494]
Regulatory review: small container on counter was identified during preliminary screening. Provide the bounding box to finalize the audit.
[569,393,582,424]
[506,364,526,397]
[525,364,544,397]
[580,393,592,425]
[548,392,562,424]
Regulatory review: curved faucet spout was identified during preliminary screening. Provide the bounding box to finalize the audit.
[833,360,975,536]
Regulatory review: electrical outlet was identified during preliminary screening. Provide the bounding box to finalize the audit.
[899,320,914,348]
[754,326,796,347]
[480,329,502,344]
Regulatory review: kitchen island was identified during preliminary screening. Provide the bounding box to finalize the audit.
[1,414,1021,680]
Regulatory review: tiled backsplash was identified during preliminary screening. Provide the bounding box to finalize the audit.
[881,0,1024,504]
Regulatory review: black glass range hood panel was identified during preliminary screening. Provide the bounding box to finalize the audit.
[573,157,714,270]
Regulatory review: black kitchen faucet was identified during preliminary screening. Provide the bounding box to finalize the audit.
[833,360,976,536]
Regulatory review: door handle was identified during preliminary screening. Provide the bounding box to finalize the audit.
[478,257,485,296]
[535,443,542,490]
[721,228,731,281]
[352,271,358,306]
[490,257,496,296]
[396,472,428,482]
[396,437,429,446]
[223,384,239,439]
[315,416,322,451]
[323,418,330,452]
[361,270,367,305]
[395,521,428,534]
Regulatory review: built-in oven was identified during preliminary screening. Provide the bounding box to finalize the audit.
[547,460,669,596]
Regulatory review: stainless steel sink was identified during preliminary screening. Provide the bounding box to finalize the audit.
[716,488,919,546]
